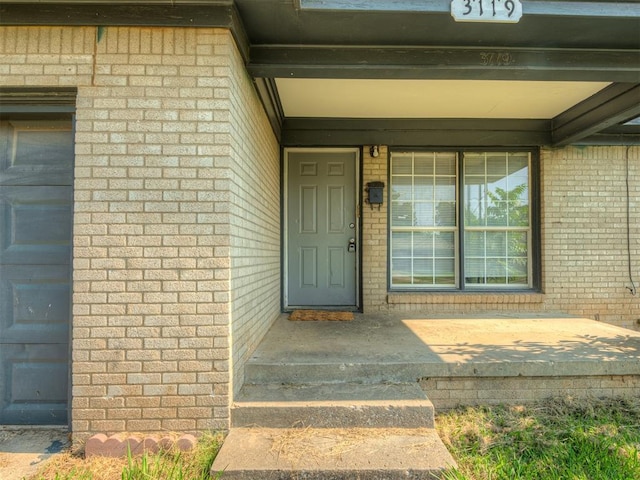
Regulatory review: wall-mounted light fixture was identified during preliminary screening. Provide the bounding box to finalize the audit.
[369,145,379,158]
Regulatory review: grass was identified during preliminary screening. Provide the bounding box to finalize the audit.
[436,396,640,480]
[30,432,224,480]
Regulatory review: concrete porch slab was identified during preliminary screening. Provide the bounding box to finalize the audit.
[246,314,640,383]
[244,314,640,409]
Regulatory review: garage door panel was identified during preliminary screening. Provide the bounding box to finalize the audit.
[0,171,72,187]
[0,113,72,426]
[0,120,73,187]
[0,186,72,265]
[0,265,70,344]
[0,343,68,425]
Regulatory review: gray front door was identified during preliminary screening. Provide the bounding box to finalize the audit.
[0,116,73,425]
[286,149,358,307]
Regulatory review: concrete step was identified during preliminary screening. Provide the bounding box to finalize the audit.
[211,427,457,480]
[243,361,426,385]
[232,383,435,429]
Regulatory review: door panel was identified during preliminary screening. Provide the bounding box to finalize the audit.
[300,186,317,233]
[328,247,345,287]
[0,120,73,186]
[0,265,70,345]
[0,344,68,424]
[0,117,72,425]
[0,186,72,265]
[287,150,358,307]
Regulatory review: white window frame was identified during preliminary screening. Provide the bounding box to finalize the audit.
[389,149,537,291]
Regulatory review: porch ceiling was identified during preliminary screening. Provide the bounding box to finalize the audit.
[275,79,610,120]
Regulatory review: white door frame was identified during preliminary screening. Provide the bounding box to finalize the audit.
[283,147,360,309]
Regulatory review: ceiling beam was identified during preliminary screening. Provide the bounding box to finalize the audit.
[249,45,640,82]
[253,78,284,139]
[551,83,640,146]
[570,133,640,145]
[282,118,550,147]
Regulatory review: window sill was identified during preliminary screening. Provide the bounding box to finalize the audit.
[387,291,545,305]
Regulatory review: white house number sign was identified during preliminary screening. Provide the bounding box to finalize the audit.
[451,0,523,23]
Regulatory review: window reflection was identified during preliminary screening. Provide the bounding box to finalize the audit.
[390,150,532,289]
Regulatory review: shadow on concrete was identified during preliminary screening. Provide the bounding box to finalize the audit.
[0,428,69,480]
[247,313,640,380]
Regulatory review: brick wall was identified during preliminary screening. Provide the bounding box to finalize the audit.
[421,375,640,409]
[227,38,281,396]
[0,26,95,84]
[361,145,640,330]
[541,146,639,329]
[0,25,279,440]
[362,145,389,311]
[76,27,236,439]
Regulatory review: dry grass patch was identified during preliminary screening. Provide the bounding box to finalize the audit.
[271,427,435,464]
[31,451,125,480]
[30,432,225,480]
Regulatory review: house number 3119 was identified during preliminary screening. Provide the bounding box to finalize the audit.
[451,0,523,23]
[480,52,516,66]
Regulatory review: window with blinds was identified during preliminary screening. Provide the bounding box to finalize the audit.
[390,150,535,290]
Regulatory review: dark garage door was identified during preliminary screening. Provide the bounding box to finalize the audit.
[0,114,73,425]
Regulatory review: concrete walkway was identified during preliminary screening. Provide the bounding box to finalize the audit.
[0,427,69,480]
[215,427,456,479]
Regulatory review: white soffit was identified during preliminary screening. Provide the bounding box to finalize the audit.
[275,79,610,119]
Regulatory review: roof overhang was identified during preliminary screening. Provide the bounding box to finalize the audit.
[1,0,639,146]
[240,0,640,145]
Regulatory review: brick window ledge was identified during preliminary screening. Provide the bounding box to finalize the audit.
[387,292,545,305]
